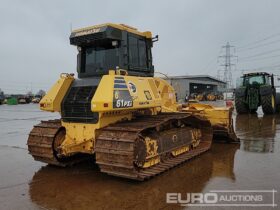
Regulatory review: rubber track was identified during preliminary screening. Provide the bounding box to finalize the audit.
[95,113,213,181]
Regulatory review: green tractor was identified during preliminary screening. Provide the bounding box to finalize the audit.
[235,72,279,114]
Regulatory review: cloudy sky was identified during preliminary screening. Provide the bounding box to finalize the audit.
[1,0,280,94]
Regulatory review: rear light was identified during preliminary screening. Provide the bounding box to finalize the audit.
[103,103,108,107]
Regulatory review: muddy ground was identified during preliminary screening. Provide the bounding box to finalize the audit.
[0,103,279,210]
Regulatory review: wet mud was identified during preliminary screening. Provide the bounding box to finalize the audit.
[0,104,279,209]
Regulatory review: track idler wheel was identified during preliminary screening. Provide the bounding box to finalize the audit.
[52,128,67,161]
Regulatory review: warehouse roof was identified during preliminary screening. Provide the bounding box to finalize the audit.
[165,75,226,84]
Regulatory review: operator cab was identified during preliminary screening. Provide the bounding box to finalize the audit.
[242,72,274,86]
[70,23,156,78]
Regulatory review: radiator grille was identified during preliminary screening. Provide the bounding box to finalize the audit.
[61,86,98,123]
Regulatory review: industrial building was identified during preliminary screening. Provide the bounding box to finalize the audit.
[164,75,227,102]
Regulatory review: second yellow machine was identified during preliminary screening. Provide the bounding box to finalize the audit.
[28,23,236,180]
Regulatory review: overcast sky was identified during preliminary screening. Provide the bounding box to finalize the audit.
[1,0,280,94]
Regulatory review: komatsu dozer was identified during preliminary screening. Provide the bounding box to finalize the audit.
[28,23,237,180]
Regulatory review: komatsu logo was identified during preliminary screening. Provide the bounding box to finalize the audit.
[73,28,101,37]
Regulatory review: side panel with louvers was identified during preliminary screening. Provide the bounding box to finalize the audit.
[61,86,98,123]
[70,32,104,46]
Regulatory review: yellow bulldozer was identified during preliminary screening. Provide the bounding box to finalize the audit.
[28,23,237,181]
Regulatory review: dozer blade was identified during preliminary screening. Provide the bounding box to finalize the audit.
[182,103,239,143]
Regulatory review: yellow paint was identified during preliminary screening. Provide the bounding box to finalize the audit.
[142,157,160,168]
[153,77,179,112]
[72,23,152,39]
[41,72,234,156]
[196,94,204,101]
[171,146,190,156]
[40,73,234,157]
[192,139,201,148]
[191,128,202,140]
[145,137,159,159]
[49,71,166,156]
[39,73,74,112]
[34,23,237,163]
[183,103,233,132]
[207,94,216,101]
[91,73,162,112]
[60,111,132,155]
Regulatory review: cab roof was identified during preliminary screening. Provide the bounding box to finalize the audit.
[243,72,272,77]
[71,23,152,39]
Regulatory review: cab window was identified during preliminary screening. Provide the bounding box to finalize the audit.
[128,35,148,69]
